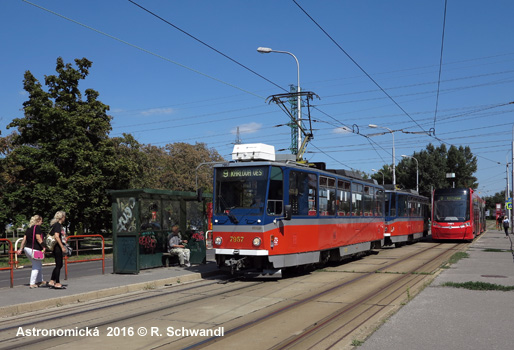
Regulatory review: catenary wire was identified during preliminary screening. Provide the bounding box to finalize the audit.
[21,0,265,99]
[291,0,427,133]
[127,0,288,93]
[433,0,448,130]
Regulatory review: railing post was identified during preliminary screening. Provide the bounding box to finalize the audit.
[0,239,14,288]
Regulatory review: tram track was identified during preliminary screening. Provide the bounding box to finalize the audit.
[0,277,263,349]
[176,242,468,349]
[274,244,461,349]
[0,241,469,350]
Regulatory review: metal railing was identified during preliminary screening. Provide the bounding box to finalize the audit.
[64,234,105,280]
[0,239,14,288]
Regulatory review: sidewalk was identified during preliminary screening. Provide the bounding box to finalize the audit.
[0,258,220,318]
[360,229,514,350]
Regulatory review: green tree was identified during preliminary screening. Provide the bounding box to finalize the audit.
[164,142,224,192]
[3,57,124,234]
[484,191,505,214]
[374,143,478,198]
[110,138,225,193]
[134,142,224,192]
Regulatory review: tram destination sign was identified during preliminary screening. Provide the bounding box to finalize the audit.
[436,195,465,201]
[219,167,266,180]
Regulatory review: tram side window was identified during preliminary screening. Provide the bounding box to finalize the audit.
[390,193,396,217]
[351,183,363,216]
[319,176,336,216]
[267,167,284,215]
[363,186,373,216]
[337,180,351,216]
[289,171,317,216]
[375,189,384,216]
[398,196,408,217]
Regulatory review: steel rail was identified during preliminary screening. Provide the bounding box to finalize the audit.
[280,243,467,350]
[183,242,464,350]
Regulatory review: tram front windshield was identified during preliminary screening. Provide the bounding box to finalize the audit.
[433,193,470,222]
[215,166,268,215]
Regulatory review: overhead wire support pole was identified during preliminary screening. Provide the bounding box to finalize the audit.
[266,91,319,162]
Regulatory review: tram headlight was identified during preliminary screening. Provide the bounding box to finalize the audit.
[214,236,222,246]
[252,237,262,247]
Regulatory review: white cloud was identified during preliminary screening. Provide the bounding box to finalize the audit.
[231,122,262,135]
[333,126,352,134]
[141,108,174,116]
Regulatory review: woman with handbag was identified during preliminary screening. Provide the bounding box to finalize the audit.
[16,215,47,289]
[48,210,67,289]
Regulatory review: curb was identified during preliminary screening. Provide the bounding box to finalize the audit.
[0,269,220,319]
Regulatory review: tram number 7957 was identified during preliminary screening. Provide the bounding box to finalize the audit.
[230,236,244,243]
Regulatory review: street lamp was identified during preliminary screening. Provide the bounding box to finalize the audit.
[257,47,302,153]
[401,155,419,193]
[372,169,384,185]
[368,124,396,186]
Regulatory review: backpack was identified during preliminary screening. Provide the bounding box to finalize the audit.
[503,220,509,228]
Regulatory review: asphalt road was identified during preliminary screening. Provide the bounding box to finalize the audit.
[0,258,113,289]
[2,249,215,289]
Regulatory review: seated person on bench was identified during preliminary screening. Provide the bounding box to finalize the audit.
[168,225,191,267]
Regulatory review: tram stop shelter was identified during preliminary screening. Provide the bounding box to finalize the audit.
[108,189,210,274]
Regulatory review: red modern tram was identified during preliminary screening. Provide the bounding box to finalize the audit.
[431,188,486,241]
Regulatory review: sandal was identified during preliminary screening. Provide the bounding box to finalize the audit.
[29,285,38,289]
[52,284,66,289]
[37,281,48,287]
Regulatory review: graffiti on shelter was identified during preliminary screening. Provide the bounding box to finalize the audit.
[139,231,157,254]
[117,197,136,233]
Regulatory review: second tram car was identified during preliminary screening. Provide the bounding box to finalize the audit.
[431,188,486,241]
[212,144,384,277]
[384,187,430,247]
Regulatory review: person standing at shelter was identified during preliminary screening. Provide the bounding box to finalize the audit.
[168,225,191,267]
[48,211,67,289]
[502,215,510,237]
[16,215,47,288]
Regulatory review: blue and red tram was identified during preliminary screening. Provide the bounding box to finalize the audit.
[384,187,430,247]
[431,188,486,241]
[212,144,384,277]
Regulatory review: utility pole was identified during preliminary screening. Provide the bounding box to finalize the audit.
[234,127,242,145]
[288,85,299,155]
[507,163,512,232]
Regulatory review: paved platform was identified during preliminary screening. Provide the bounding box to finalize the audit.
[360,229,514,350]
[0,258,220,318]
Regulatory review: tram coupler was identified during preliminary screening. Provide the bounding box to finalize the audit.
[225,257,247,275]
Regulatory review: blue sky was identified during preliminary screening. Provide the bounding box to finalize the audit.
[1,0,513,197]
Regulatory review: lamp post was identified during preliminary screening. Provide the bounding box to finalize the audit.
[372,169,384,185]
[401,155,419,192]
[257,47,302,153]
[368,124,396,186]
[509,124,514,234]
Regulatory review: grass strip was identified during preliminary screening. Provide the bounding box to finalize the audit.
[441,281,514,291]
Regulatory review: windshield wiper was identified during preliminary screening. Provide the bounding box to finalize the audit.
[218,195,239,224]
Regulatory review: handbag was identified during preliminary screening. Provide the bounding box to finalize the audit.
[64,243,73,257]
[45,232,57,252]
[31,226,44,261]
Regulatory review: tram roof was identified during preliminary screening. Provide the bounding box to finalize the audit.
[215,159,380,186]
